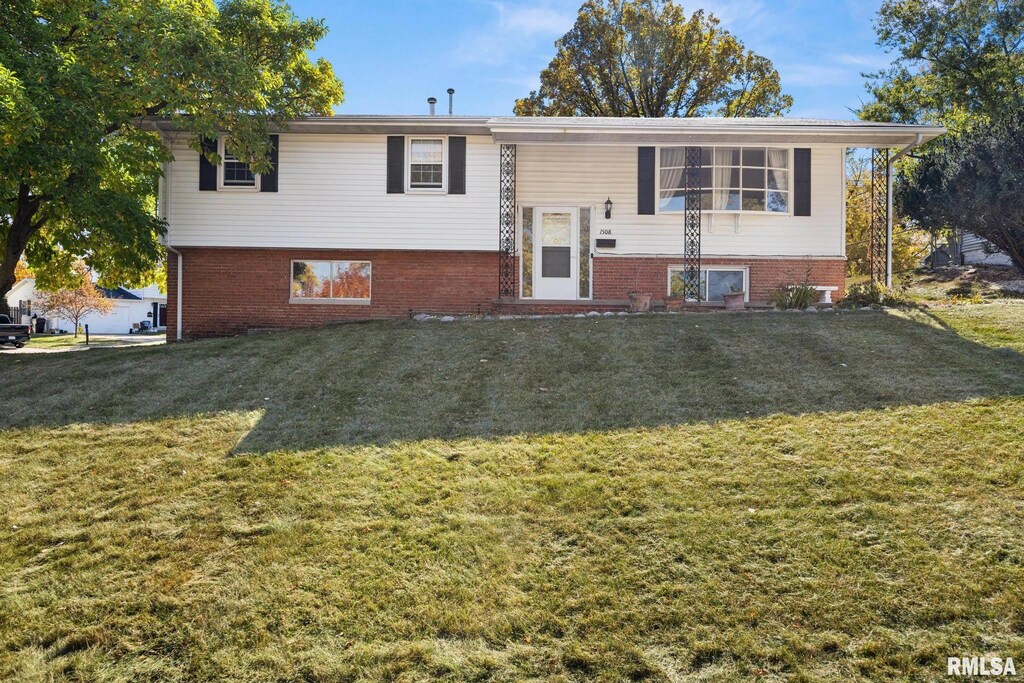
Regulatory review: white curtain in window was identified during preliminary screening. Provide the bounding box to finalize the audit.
[660,167,684,190]
[715,165,738,189]
[715,148,741,166]
[767,148,788,169]
[660,147,687,168]
[410,139,442,163]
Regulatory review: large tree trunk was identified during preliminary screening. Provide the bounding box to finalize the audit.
[0,185,42,301]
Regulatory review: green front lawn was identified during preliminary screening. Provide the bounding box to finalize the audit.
[25,334,123,349]
[896,265,1024,306]
[2,307,1023,681]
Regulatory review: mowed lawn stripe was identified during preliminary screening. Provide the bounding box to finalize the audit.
[2,310,1023,451]
[1,308,1023,680]
[1,400,1022,681]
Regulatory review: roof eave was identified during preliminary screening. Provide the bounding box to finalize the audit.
[141,116,494,136]
[487,123,946,146]
[139,115,945,146]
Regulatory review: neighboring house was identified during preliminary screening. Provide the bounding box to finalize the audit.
[149,115,944,339]
[4,278,167,334]
[960,231,1014,267]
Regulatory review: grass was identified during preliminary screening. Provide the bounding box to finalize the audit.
[25,334,128,349]
[896,265,1024,306]
[2,308,1024,681]
[921,301,1024,353]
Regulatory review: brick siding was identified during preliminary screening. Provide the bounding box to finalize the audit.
[167,248,498,339]
[167,248,846,339]
[592,256,846,302]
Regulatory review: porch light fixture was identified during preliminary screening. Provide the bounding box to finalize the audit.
[604,197,613,219]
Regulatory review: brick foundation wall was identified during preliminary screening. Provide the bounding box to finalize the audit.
[167,248,498,339]
[495,301,629,315]
[592,256,846,303]
[166,248,847,339]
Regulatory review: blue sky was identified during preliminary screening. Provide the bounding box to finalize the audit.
[290,0,894,119]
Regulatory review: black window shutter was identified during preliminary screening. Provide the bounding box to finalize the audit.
[637,147,655,215]
[386,136,404,194]
[794,148,811,216]
[260,135,279,193]
[199,137,217,191]
[448,136,466,194]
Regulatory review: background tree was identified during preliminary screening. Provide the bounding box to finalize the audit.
[14,261,32,283]
[37,262,115,337]
[859,0,1024,127]
[898,110,1024,272]
[0,0,344,301]
[514,0,792,117]
[845,154,928,277]
[858,0,1024,271]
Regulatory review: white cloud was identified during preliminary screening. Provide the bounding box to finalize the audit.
[452,1,575,67]
[834,53,891,69]
[781,51,891,88]
[484,74,544,91]
[782,63,856,87]
[497,3,574,35]
[697,0,769,32]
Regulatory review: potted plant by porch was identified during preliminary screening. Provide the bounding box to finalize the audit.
[722,286,746,311]
[627,263,651,312]
[628,290,652,312]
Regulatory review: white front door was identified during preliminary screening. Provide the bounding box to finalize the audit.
[533,207,578,299]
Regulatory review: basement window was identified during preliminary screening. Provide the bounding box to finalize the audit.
[291,260,371,303]
[668,266,748,302]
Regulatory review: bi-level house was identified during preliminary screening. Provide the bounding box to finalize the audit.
[150,115,943,339]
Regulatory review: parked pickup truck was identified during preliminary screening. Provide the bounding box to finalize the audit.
[0,314,31,348]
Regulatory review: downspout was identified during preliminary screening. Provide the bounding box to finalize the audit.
[166,245,183,341]
[157,146,183,341]
[886,133,924,287]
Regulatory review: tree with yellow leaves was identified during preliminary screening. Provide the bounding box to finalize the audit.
[36,262,114,337]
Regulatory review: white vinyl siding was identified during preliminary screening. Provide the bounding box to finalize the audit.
[166,134,499,251]
[166,135,844,257]
[516,144,845,257]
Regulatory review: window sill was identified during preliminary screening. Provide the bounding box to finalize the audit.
[218,185,260,193]
[289,298,371,306]
[406,188,447,195]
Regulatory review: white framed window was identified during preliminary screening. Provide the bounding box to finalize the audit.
[405,136,446,191]
[219,137,260,190]
[290,260,371,304]
[407,137,446,191]
[668,266,749,302]
[658,147,789,214]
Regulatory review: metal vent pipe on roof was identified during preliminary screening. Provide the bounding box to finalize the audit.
[447,88,455,115]
[427,97,437,116]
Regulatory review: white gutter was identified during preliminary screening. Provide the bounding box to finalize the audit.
[485,120,947,137]
[886,133,924,287]
[143,116,946,141]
